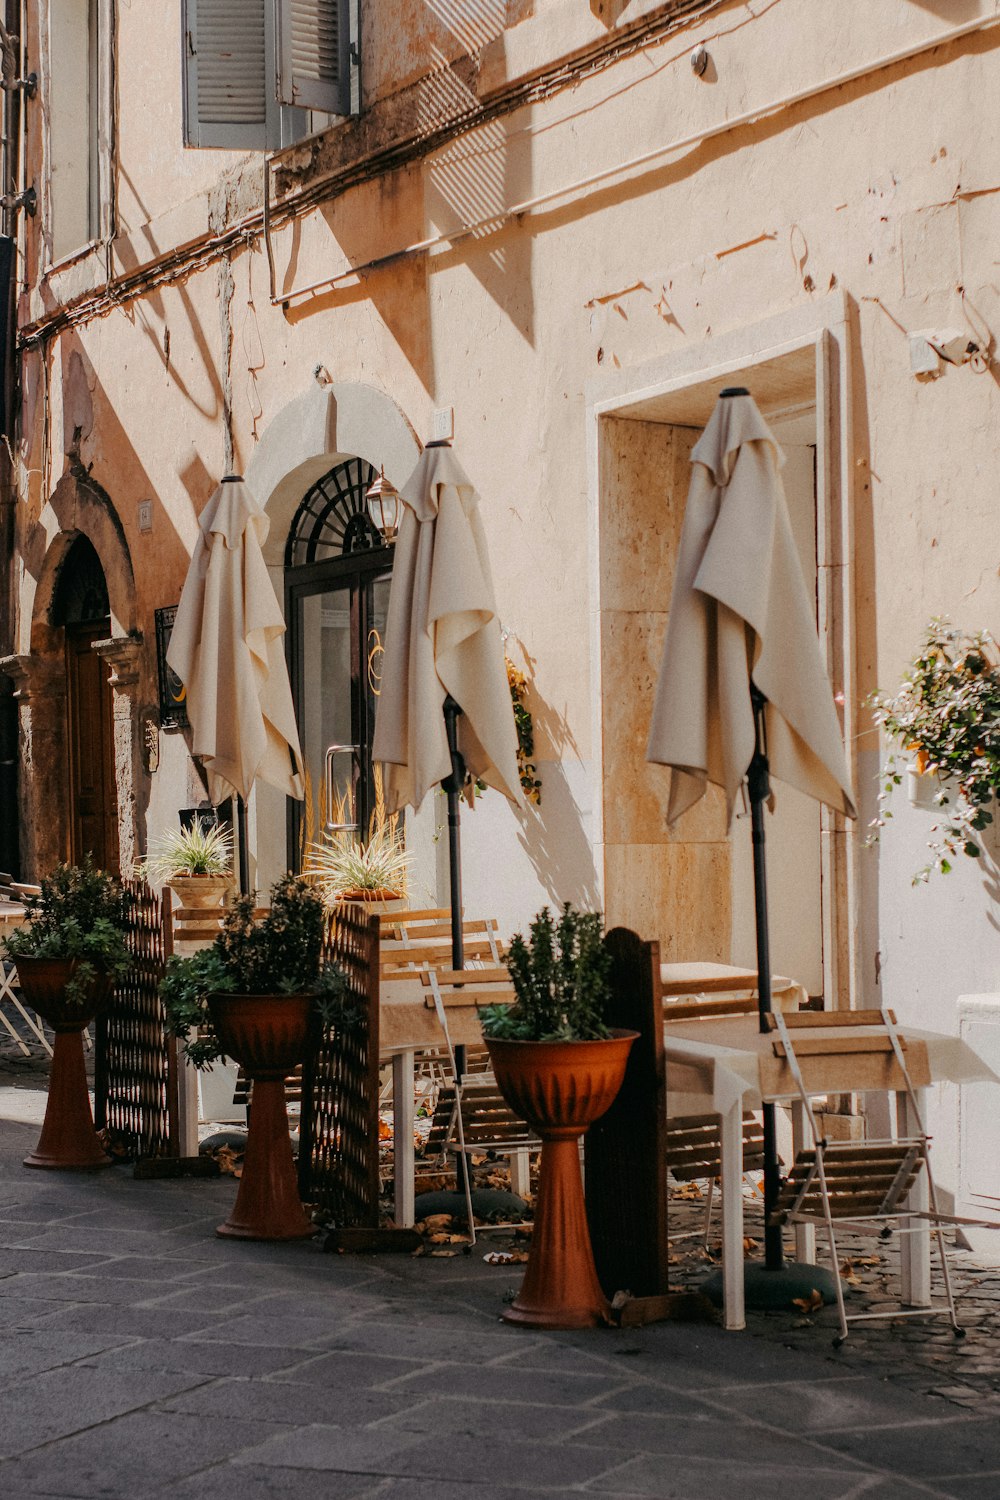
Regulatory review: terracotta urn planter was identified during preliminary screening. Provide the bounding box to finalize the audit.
[205,991,314,1241]
[16,956,113,1171]
[335,889,404,907]
[486,1029,637,1329]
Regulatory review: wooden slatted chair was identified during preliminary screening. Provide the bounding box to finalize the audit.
[665,1112,765,1243]
[376,910,533,1213]
[421,964,539,1243]
[379,909,505,1088]
[767,1006,963,1347]
[663,981,777,1241]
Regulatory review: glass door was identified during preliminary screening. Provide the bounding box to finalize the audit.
[286,555,392,870]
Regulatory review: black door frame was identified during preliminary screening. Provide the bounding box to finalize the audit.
[285,546,393,872]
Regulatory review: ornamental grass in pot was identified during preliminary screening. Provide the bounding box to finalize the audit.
[140,820,234,911]
[1,858,131,1170]
[303,771,412,905]
[479,904,636,1329]
[160,875,348,1240]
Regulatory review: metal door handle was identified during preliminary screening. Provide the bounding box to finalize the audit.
[324,744,360,833]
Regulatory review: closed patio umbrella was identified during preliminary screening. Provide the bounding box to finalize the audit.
[168,475,304,890]
[647,387,855,1302]
[373,441,522,966]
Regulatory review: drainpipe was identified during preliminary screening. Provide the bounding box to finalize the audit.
[0,0,24,877]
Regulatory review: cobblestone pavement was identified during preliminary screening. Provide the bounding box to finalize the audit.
[4,1062,1000,1498]
[666,1190,1000,1411]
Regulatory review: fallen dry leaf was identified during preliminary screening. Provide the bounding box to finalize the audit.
[839,1260,862,1287]
[792,1288,824,1313]
[430,1248,458,1258]
[672,1182,704,1201]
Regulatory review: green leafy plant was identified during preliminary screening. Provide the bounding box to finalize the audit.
[479,903,613,1042]
[506,655,542,805]
[160,875,349,1068]
[1,857,131,1008]
[869,618,1000,881]
[139,821,233,883]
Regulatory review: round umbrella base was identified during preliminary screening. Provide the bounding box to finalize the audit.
[413,1188,528,1223]
[703,1259,840,1312]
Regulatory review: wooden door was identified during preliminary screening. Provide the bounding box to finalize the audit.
[65,622,119,875]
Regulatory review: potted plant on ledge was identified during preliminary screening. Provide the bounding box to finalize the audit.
[160,874,347,1241]
[1,859,131,1170]
[479,903,636,1329]
[869,619,1000,881]
[140,819,234,912]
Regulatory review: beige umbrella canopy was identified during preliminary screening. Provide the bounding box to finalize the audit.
[168,475,304,808]
[373,443,522,814]
[647,391,855,825]
[646,388,854,1291]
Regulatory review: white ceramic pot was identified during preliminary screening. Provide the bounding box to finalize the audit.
[906,766,957,811]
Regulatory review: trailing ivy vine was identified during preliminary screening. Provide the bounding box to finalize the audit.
[506,655,542,805]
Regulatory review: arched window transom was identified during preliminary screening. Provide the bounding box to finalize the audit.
[285,457,382,567]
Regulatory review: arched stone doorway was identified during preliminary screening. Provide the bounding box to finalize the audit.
[1,472,141,880]
[245,383,421,889]
[52,536,119,873]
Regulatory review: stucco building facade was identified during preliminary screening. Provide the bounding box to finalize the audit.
[2,0,1000,1228]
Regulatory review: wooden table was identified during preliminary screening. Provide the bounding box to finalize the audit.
[663,1012,999,1330]
[376,962,805,1229]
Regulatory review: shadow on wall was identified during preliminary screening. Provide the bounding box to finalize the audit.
[978,826,1000,936]
[514,759,599,912]
[906,0,987,20]
[590,0,630,25]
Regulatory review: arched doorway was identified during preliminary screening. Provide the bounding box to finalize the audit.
[284,457,394,870]
[51,535,119,874]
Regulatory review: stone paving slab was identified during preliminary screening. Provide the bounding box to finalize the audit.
[0,1364,211,1459]
[6,1081,1000,1499]
[0,1410,292,1497]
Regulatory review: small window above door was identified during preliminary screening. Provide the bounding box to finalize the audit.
[285,456,382,566]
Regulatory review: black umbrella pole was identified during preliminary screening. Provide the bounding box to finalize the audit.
[748,687,783,1273]
[442,695,471,1213]
[442,696,466,972]
[750,782,783,1274]
[236,795,250,896]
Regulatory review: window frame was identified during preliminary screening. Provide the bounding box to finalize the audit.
[183,0,358,153]
[42,0,116,270]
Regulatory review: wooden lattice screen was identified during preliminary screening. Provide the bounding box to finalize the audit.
[298,904,381,1227]
[94,881,178,1160]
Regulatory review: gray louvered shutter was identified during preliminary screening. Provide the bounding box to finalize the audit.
[183,0,271,148]
[276,0,352,116]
